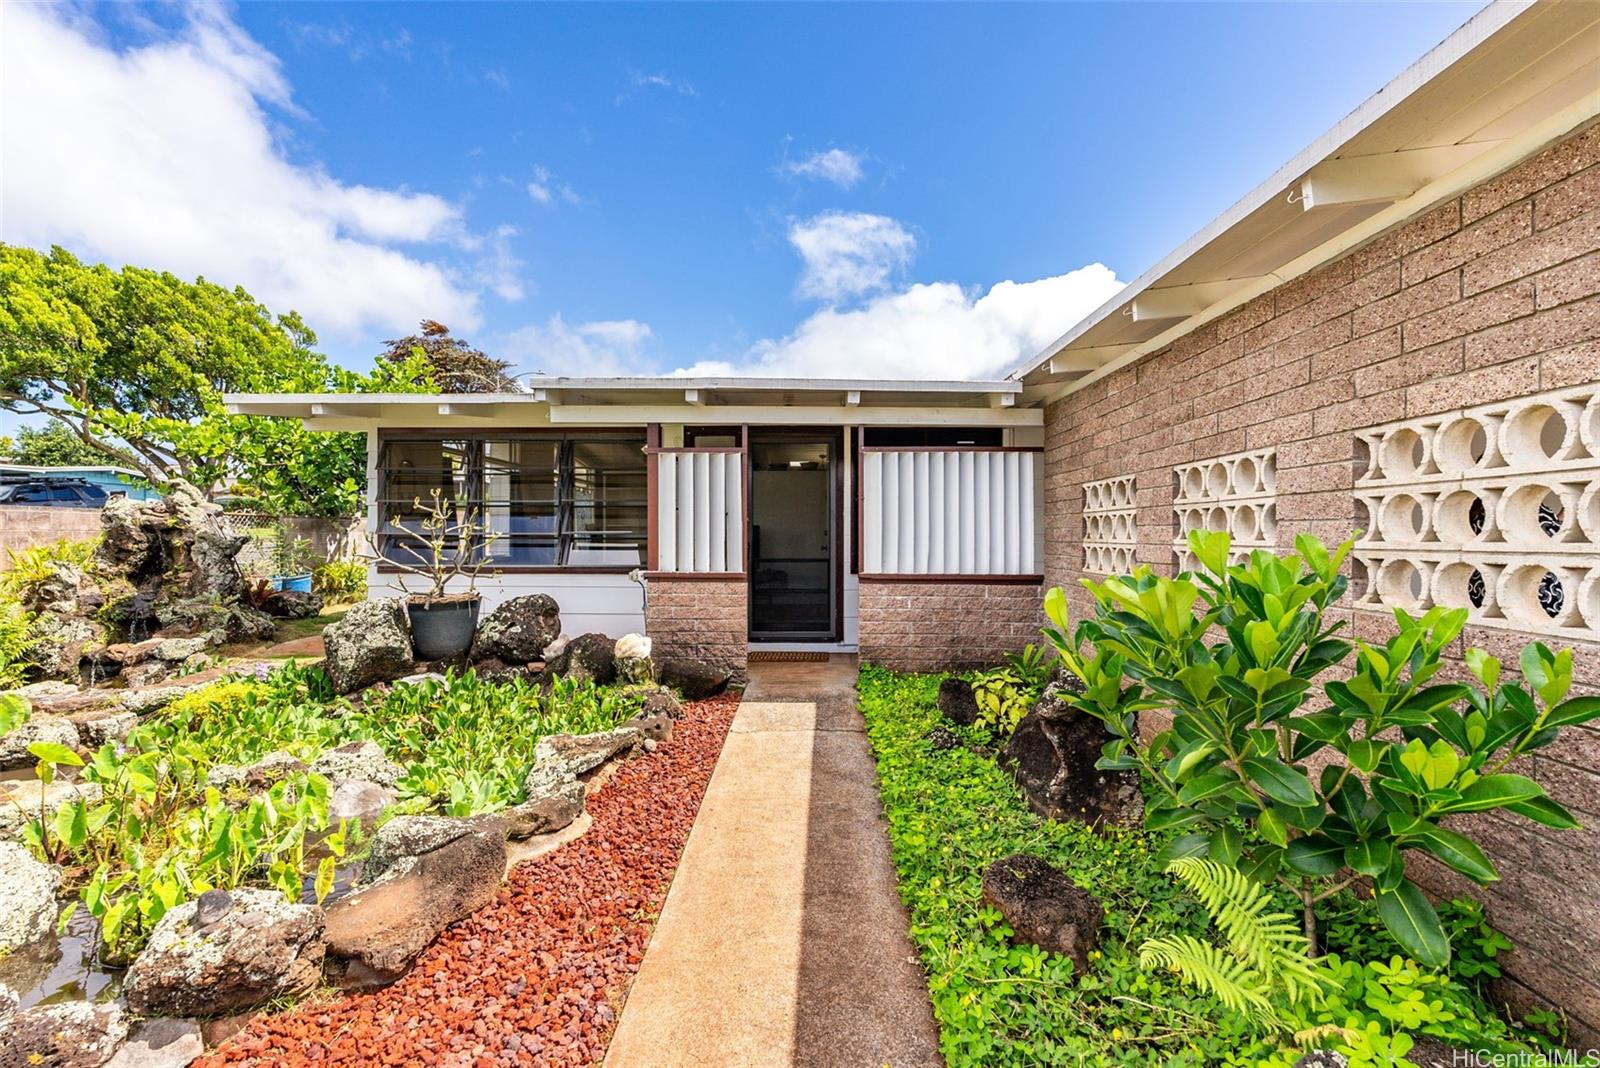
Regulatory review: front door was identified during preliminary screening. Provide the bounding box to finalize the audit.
[748,432,836,641]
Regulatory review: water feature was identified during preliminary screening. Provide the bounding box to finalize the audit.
[0,906,123,1011]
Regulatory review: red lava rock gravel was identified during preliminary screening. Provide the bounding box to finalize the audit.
[195,694,740,1068]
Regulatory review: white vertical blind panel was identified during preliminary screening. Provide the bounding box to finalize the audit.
[656,451,744,573]
[863,452,883,573]
[725,456,743,571]
[859,449,1038,575]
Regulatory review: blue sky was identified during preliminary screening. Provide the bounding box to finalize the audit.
[3,1,1481,383]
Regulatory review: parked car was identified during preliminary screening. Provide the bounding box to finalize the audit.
[0,479,113,507]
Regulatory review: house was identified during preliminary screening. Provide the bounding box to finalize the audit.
[229,0,1599,1034]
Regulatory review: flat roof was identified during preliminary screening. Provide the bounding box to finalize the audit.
[1009,0,1600,401]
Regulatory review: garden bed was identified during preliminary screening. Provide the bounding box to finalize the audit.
[857,666,1570,1067]
[196,692,739,1067]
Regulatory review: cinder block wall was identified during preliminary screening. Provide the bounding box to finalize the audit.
[0,506,104,561]
[1042,121,1600,1036]
[858,579,1044,672]
[644,576,748,686]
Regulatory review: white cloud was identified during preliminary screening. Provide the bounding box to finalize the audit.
[616,69,697,106]
[1,4,513,341]
[526,165,580,206]
[789,211,916,303]
[497,316,656,377]
[780,148,865,189]
[674,264,1125,380]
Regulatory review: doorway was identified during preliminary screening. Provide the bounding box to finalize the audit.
[748,432,837,641]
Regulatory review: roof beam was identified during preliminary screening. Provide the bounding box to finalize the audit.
[1048,347,1135,375]
[844,390,861,407]
[683,388,706,406]
[1129,288,1214,323]
[989,392,1016,409]
[1298,144,1487,210]
[437,402,500,423]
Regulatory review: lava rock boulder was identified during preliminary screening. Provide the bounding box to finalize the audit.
[547,632,617,685]
[998,682,1143,829]
[657,657,730,700]
[321,597,415,694]
[0,841,61,954]
[980,854,1104,976]
[936,677,980,727]
[124,888,326,1018]
[470,593,562,663]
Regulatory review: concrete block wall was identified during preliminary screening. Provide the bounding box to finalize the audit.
[0,507,104,562]
[857,579,1044,673]
[644,576,748,686]
[1042,121,1600,1036]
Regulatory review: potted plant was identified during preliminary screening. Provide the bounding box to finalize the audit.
[268,520,317,592]
[372,487,501,660]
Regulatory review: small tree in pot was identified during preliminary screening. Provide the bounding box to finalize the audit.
[372,487,502,660]
[269,519,318,592]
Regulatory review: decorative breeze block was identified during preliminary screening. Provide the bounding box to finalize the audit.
[1172,448,1278,570]
[1351,385,1600,639]
[1082,475,1136,574]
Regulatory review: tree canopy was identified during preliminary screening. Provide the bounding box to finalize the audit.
[0,422,111,467]
[0,244,433,515]
[378,320,517,393]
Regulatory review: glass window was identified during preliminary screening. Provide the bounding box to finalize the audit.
[377,433,644,569]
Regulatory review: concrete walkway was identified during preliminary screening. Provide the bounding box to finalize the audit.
[605,656,943,1068]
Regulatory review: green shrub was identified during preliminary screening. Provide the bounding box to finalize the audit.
[0,599,36,687]
[1042,530,1600,966]
[1,536,99,598]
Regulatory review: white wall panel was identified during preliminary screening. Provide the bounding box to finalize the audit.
[860,450,1041,575]
[656,451,744,573]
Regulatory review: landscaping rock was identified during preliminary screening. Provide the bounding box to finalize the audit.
[622,710,673,744]
[329,779,396,829]
[613,633,654,685]
[119,681,205,716]
[123,888,325,1017]
[498,777,585,840]
[321,597,414,694]
[121,659,173,688]
[67,708,138,748]
[524,726,644,795]
[0,841,61,954]
[105,1017,204,1068]
[0,779,102,839]
[265,589,323,620]
[324,822,506,989]
[927,725,960,750]
[311,740,403,788]
[1,997,128,1068]
[547,632,616,685]
[0,713,79,771]
[1294,1053,1349,1068]
[638,686,683,720]
[980,854,1104,976]
[95,637,164,669]
[471,657,539,684]
[21,562,84,616]
[999,685,1143,830]
[28,614,105,682]
[5,680,80,700]
[206,751,307,791]
[936,676,980,727]
[470,594,562,663]
[154,635,210,662]
[360,815,477,884]
[657,657,730,700]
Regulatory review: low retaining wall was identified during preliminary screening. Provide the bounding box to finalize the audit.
[0,506,104,561]
[644,575,748,686]
[857,578,1045,673]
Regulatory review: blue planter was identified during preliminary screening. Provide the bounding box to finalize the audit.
[270,574,314,593]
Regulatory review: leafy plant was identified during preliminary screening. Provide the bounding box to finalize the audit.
[22,736,84,863]
[1005,642,1057,690]
[269,519,318,577]
[349,670,640,815]
[313,559,367,601]
[0,599,37,687]
[1139,858,1327,1032]
[1042,529,1600,967]
[2,536,99,597]
[968,668,1033,741]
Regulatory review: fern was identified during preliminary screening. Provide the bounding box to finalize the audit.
[1140,858,1331,1037]
[1140,934,1277,1025]
[1165,856,1327,1005]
